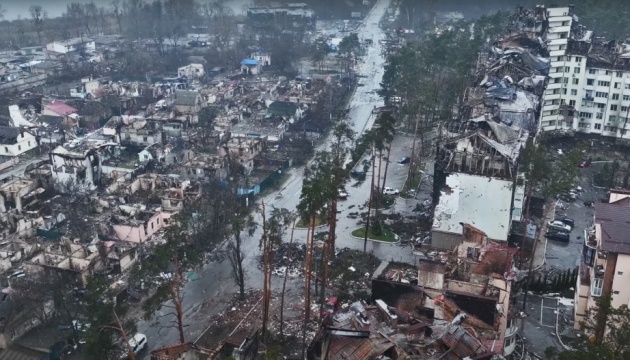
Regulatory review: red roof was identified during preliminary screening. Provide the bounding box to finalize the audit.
[45,101,77,116]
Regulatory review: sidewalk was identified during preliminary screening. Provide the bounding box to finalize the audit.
[531,201,557,270]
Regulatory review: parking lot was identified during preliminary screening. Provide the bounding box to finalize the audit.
[517,294,564,355]
[544,165,604,270]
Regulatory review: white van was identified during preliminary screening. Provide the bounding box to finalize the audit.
[121,334,147,359]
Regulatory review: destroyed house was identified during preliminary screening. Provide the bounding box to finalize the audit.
[431,120,527,249]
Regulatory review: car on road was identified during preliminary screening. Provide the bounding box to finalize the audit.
[548,220,572,232]
[122,333,147,359]
[383,187,400,195]
[555,217,575,228]
[398,157,411,164]
[545,230,570,242]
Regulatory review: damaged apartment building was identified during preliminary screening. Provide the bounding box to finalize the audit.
[526,5,630,141]
[309,224,519,359]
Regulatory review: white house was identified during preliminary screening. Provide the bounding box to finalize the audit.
[250,51,271,67]
[0,127,38,157]
[177,63,205,79]
[49,143,111,192]
[46,38,96,54]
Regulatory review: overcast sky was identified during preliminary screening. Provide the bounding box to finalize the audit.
[2,0,253,20]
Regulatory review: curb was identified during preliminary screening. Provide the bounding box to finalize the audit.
[532,201,556,271]
[294,223,329,231]
[554,298,572,350]
[350,230,399,244]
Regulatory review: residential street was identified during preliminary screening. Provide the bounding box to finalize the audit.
[136,0,399,354]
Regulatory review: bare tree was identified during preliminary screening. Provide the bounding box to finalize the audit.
[111,0,124,34]
[228,214,256,301]
[279,219,297,338]
[29,5,46,46]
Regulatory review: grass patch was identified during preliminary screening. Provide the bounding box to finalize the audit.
[351,227,397,242]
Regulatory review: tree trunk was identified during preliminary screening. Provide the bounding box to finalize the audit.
[408,116,420,183]
[301,215,316,358]
[261,201,270,339]
[114,309,136,360]
[236,233,245,300]
[320,198,337,311]
[363,153,376,252]
[381,146,392,194]
[280,221,297,338]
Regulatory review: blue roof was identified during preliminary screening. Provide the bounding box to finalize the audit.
[241,58,259,66]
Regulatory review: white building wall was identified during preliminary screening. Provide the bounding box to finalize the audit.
[539,7,630,140]
[0,132,38,157]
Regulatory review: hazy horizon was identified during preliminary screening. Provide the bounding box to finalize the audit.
[2,0,253,20]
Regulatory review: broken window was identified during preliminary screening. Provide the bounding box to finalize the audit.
[589,69,597,74]
[617,71,623,78]
[622,106,629,113]
[574,67,580,74]
[610,115,617,122]
[624,95,630,101]
[570,100,576,106]
[587,79,594,85]
[606,71,612,76]
[613,94,620,100]
[597,113,603,119]
[573,78,579,85]
[611,104,618,111]
[615,82,621,89]
[595,124,601,130]
[467,247,480,259]
[576,57,582,63]
[571,89,578,95]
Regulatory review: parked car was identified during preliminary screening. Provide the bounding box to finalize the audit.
[338,190,348,199]
[548,220,572,232]
[398,157,411,164]
[383,187,400,195]
[123,333,147,359]
[546,231,570,242]
[555,217,575,228]
[350,170,365,178]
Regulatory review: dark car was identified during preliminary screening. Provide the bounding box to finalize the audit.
[350,170,365,178]
[546,231,570,242]
[398,157,411,164]
[555,217,575,228]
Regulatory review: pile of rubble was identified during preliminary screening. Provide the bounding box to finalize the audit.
[258,242,307,278]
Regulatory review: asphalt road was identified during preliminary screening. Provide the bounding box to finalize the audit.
[137,0,397,354]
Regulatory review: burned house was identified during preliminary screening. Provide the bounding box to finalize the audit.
[311,232,517,359]
[432,119,527,249]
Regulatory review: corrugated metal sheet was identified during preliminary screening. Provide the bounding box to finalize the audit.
[329,336,393,360]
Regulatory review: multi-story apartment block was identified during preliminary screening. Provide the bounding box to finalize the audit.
[575,194,630,329]
[540,6,630,140]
